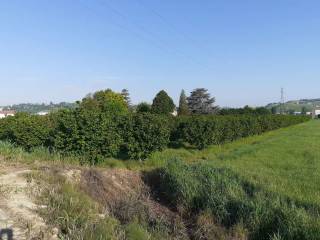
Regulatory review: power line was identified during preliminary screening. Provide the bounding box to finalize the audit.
[134,0,213,55]
[78,0,211,70]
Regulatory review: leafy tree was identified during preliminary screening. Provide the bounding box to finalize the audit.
[121,88,131,106]
[187,88,218,114]
[80,89,128,115]
[301,106,307,115]
[178,89,190,115]
[136,102,151,113]
[151,90,175,114]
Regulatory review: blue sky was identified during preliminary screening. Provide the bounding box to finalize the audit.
[1,0,319,107]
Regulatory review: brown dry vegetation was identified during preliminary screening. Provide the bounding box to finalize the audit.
[80,168,189,238]
[78,167,248,240]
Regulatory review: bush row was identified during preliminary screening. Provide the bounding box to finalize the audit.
[173,115,310,149]
[0,112,309,163]
[0,111,171,162]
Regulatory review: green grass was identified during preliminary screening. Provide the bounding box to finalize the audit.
[140,120,320,208]
[151,120,320,239]
[203,120,320,208]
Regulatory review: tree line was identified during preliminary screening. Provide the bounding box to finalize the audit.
[0,88,309,163]
[135,88,271,115]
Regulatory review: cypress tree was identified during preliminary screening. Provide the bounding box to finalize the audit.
[178,89,190,115]
[151,90,175,114]
[121,89,131,106]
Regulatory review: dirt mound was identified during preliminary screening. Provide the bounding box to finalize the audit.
[80,168,184,232]
[81,168,143,207]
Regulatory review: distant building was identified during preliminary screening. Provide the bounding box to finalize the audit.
[37,111,49,116]
[313,109,320,118]
[294,112,301,115]
[0,110,16,119]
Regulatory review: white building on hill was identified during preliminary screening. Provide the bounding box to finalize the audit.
[313,109,320,118]
[0,110,16,119]
[37,111,49,116]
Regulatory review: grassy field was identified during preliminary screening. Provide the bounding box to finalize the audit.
[205,120,320,208]
[139,120,320,207]
[151,120,320,239]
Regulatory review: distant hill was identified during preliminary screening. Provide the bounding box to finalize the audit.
[266,98,320,113]
[1,102,77,114]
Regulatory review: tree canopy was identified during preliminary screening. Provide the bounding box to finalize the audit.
[80,89,128,115]
[151,90,175,114]
[136,102,151,113]
[187,88,218,114]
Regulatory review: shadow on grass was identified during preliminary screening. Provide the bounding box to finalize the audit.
[141,168,176,211]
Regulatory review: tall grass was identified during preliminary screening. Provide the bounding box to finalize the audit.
[0,141,79,165]
[158,159,320,240]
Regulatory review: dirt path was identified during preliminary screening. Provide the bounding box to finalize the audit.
[0,168,56,240]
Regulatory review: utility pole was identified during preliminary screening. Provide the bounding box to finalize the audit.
[280,88,285,114]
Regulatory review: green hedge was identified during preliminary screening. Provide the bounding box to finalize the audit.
[173,115,309,149]
[49,109,124,164]
[0,113,51,151]
[0,112,310,162]
[122,113,171,160]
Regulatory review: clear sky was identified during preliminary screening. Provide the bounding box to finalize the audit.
[1,0,319,107]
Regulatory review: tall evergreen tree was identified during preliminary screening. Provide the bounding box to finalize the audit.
[187,88,218,114]
[121,89,131,106]
[151,90,175,114]
[178,89,190,115]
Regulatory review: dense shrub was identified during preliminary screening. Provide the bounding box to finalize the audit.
[49,111,172,161]
[50,109,124,164]
[159,159,320,240]
[0,107,310,162]
[219,106,271,115]
[173,116,223,149]
[0,113,51,151]
[136,102,151,113]
[175,115,309,149]
[122,113,171,159]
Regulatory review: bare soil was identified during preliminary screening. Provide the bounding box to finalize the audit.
[0,166,57,240]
